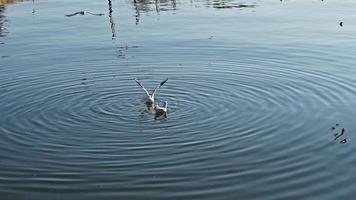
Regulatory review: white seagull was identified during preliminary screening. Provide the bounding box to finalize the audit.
[155,101,168,113]
[65,11,104,17]
[134,78,168,104]
[155,101,168,119]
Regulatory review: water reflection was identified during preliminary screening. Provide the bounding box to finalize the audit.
[133,0,176,24]
[133,0,176,12]
[0,5,5,37]
[204,0,256,9]
[107,0,116,40]
[0,0,33,38]
[32,0,35,14]
[0,0,29,4]
[133,0,140,25]
[116,45,139,58]
[132,0,255,11]
[131,0,255,24]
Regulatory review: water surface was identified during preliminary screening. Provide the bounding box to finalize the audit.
[1,0,356,199]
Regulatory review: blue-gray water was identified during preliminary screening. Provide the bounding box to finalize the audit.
[1,0,356,199]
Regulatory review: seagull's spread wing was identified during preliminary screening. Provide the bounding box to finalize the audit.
[152,78,168,95]
[65,12,82,17]
[86,11,104,16]
[134,78,150,97]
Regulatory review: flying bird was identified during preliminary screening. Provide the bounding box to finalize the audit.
[65,11,104,17]
[134,78,168,104]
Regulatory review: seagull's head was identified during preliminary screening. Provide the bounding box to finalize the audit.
[163,101,168,107]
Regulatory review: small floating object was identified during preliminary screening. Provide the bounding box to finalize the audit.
[339,22,343,27]
[65,11,104,17]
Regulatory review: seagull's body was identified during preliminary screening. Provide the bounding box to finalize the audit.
[155,101,168,113]
[134,78,168,104]
[65,11,104,17]
[155,101,168,119]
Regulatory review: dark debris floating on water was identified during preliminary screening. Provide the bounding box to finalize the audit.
[65,11,104,17]
[332,123,348,144]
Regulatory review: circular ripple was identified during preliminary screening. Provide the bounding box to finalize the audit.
[2,58,356,153]
[1,54,356,200]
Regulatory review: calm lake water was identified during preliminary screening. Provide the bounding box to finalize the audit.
[1,0,356,199]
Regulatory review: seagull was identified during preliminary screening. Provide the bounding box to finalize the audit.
[155,101,168,113]
[65,11,104,17]
[155,101,168,119]
[134,78,168,104]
